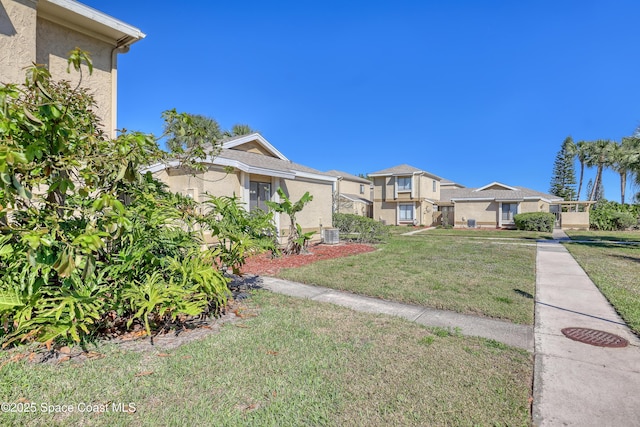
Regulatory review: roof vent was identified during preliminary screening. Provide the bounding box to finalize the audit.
[322,228,340,245]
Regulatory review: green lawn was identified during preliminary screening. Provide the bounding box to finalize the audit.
[279,233,538,324]
[0,292,532,426]
[388,226,552,240]
[565,229,640,242]
[564,238,640,335]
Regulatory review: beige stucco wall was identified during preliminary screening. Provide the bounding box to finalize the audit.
[418,175,440,201]
[277,178,333,242]
[338,179,371,201]
[156,166,333,243]
[156,166,241,204]
[0,0,37,84]
[560,212,589,230]
[454,201,498,227]
[520,200,543,213]
[0,0,135,139]
[36,16,114,135]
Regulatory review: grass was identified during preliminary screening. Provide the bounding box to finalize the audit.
[564,229,640,242]
[0,292,532,426]
[279,233,537,324]
[388,226,553,240]
[564,238,640,335]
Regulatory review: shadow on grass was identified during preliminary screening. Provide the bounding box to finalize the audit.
[513,289,534,299]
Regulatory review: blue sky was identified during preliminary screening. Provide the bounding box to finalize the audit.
[83,0,640,202]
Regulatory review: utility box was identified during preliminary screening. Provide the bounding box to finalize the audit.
[322,228,340,244]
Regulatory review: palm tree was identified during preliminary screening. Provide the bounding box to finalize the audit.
[224,124,258,138]
[574,140,589,201]
[585,139,615,201]
[610,138,639,204]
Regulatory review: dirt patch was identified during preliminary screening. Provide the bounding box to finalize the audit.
[241,242,376,276]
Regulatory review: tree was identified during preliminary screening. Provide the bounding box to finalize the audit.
[549,136,577,201]
[585,139,614,201]
[265,188,314,255]
[585,178,604,202]
[0,50,229,347]
[224,124,257,138]
[610,137,640,204]
[161,110,223,171]
[574,140,590,201]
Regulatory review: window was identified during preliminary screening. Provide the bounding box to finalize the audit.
[399,204,414,221]
[397,176,412,191]
[250,181,271,211]
[360,184,365,194]
[502,203,518,221]
[432,180,436,192]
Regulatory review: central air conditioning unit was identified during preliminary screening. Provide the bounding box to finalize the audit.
[467,219,476,228]
[322,228,340,244]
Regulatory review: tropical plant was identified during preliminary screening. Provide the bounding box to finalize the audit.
[0,50,230,348]
[161,110,223,172]
[584,139,615,201]
[201,195,278,274]
[589,201,640,230]
[612,137,640,204]
[223,124,258,138]
[574,140,589,202]
[266,188,314,255]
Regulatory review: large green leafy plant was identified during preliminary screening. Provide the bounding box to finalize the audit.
[266,188,314,255]
[201,195,278,274]
[0,50,229,348]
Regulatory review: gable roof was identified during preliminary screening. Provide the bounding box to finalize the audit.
[222,133,288,160]
[440,184,562,203]
[215,148,335,182]
[474,181,518,192]
[339,193,373,204]
[325,170,372,184]
[145,133,335,183]
[368,164,442,180]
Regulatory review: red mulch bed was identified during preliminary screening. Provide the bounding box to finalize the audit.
[240,242,376,276]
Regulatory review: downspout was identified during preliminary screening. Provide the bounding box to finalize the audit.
[110,38,134,139]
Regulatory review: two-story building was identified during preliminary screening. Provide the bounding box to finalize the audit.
[369,164,442,226]
[325,170,373,217]
[0,0,145,137]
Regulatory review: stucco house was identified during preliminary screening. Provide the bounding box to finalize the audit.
[147,133,336,243]
[369,164,442,226]
[325,170,373,217]
[439,182,564,228]
[0,0,145,138]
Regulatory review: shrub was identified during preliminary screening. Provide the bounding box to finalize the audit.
[513,212,555,232]
[333,213,389,243]
[589,201,640,231]
[0,52,230,348]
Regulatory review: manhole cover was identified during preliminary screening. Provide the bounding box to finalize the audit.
[561,327,629,348]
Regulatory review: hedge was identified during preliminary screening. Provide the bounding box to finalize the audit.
[332,213,389,243]
[513,212,555,232]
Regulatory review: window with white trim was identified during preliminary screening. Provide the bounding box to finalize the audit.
[397,176,412,191]
[399,204,414,221]
[360,184,365,194]
[501,203,518,221]
[432,180,437,192]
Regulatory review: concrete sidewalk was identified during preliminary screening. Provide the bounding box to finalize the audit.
[533,230,640,426]
[260,276,533,351]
